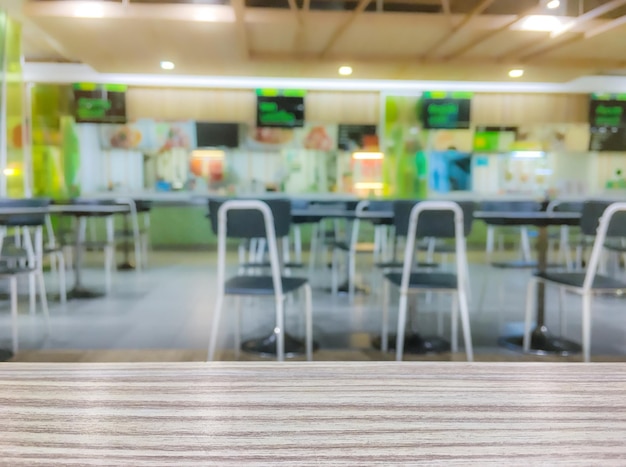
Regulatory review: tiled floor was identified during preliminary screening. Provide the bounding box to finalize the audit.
[3,247,626,362]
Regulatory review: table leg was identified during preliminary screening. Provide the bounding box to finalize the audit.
[499,225,581,355]
[67,216,105,300]
[118,214,135,271]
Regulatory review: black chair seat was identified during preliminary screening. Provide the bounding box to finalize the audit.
[224,276,308,295]
[239,261,304,269]
[534,271,626,291]
[491,260,564,269]
[417,243,456,254]
[384,272,458,289]
[376,260,438,269]
[0,266,34,276]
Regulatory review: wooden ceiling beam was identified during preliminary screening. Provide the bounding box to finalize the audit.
[585,13,626,39]
[422,0,495,59]
[250,51,626,70]
[486,0,626,62]
[231,0,249,60]
[319,0,373,58]
[287,0,304,26]
[551,0,626,37]
[443,4,542,61]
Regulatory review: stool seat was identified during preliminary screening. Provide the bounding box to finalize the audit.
[491,260,563,269]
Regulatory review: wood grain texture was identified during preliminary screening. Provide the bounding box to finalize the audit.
[1,362,625,466]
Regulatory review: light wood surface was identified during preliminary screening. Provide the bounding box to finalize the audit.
[1,362,625,465]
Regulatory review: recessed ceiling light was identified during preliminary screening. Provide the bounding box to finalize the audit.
[160,61,175,70]
[193,7,216,22]
[519,15,563,32]
[509,69,524,78]
[338,66,353,76]
[73,3,104,18]
[546,0,560,9]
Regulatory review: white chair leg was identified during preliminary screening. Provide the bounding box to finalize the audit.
[437,297,444,337]
[105,217,114,294]
[523,278,537,352]
[451,293,459,353]
[520,227,532,262]
[10,276,18,355]
[348,248,356,304]
[57,252,67,304]
[486,226,495,262]
[275,296,285,362]
[396,292,409,362]
[558,287,566,336]
[382,279,390,352]
[233,296,241,360]
[582,293,592,363]
[28,274,36,316]
[309,223,319,276]
[36,271,50,330]
[331,248,339,295]
[304,283,313,362]
[294,225,302,264]
[207,289,225,361]
[458,288,473,362]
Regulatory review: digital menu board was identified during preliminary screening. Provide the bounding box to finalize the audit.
[420,92,472,130]
[73,83,127,124]
[589,94,626,151]
[256,89,305,128]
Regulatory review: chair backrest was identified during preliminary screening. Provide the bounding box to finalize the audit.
[399,201,470,292]
[547,200,584,214]
[211,199,285,296]
[0,198,50,226]
[579,200,626,237]
[208,198,292,239]
[584,202,626,290]
[393,200,475,238]
[479,200,542,213]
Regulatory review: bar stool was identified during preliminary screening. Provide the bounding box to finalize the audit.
[207,198,313,362]
[114,199,152,270]
[381,200,475,362]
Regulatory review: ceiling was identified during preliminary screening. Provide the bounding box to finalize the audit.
[9,0,626,82]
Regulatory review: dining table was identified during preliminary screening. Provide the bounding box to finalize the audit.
[474,210,583,355]
[0,361,625,465]
[49,203,131,299]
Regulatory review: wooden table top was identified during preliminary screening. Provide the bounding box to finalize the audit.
[1,362,625,466]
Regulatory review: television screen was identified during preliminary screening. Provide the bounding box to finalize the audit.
[195,122,240,148]
[256,95,305,128]
[74,86,127,124]
[337,124,377,151]
[421,98,471,130]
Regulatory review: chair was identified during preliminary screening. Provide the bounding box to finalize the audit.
[207,198,313,362]
[546,200,584,271]
[523,201,626,362]
[382,200,474,362]
[0,198,51,353]
[481,200,542,262]
[331,200,392,303]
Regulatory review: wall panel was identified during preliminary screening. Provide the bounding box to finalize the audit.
[472,93,589,125]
